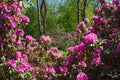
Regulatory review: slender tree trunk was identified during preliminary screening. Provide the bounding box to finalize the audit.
[40,0,46,35]
[43,0,46,35]
[77,0,80,24]
[82,0,87,20]
[36,0,42,37]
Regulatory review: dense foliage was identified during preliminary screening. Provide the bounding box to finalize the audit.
[0,0,120,80]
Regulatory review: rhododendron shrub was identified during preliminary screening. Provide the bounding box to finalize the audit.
[0,0,64,80]
[0,0,37,79]
[59,0,120,80]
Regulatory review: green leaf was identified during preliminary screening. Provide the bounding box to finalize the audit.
[1,56,6,62]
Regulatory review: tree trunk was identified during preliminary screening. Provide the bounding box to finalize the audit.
[40,0,46,35]
[82,0,87,20]
[36,0,42,37]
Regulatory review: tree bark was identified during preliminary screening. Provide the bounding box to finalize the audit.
[36,0,42,37]
[82,0,87,20]
[40,0,46,35]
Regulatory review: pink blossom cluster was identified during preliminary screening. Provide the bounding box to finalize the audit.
[40,35,51,43]
[78,61,87,67]
[7,51,32,73]
[76,72,88,80]
[76,21,84,36]
[59,66,68,73]
[91,49,102,65]
[16,29,24,36]
[82,33,98,44]
[26,35,35,42]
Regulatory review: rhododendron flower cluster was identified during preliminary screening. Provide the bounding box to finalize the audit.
[40,35,51,43]
[76,72,88,80]
[78,61,87,67]
[82,33,98,44]
[59,66,68,73]
[7,60,17,68]
[26,35,35,42]
[16,29,24,36]
[53,53,63,59]
[76,21,84,36]
[21,15,30,23]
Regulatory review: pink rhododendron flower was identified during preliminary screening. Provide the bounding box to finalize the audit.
[26,35,35,42]
[14,40,22,45]
[21,52,28,60]
[25,64,33,71]
[7,59,16,68]
[17,61,33,73]
[92,57,101,65]
[65,56,74,67]
[10,21,16,28]
[93,49,102,58]
[76,21,84,31]
[11,34,17,40]
[46,67,56,74]
[17,65,25,73]
[10,4,18,10]
[76,52,84,59]
[68,46,75,53]
[50,47,58,51]
[59,66,68,73]
[77,43,86,51]
[84,18,89,23]
[16,29,24,36]
[76,72,88,80]
[21,15,30,23]
[13,51,22,58]
[53,53,63,59]
[47,50,53,55]
[40,35,51,43]
[95,7,101,13]
[83,33,98,44]
[78,61,87,67]
[32,70,39,76]
[86,27,93,34]
[27,44,34,51]
[73,43,86,52]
